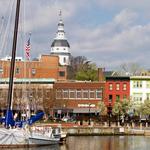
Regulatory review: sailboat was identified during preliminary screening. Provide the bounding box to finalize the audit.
[0,0,60,147]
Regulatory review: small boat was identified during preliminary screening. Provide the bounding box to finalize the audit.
[0,0,60,147]
[52,125,68,144]
[29,126,60,145]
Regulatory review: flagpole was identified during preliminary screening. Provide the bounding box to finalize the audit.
[25,32,31,119]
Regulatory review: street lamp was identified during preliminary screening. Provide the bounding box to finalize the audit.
[88,103,91,125]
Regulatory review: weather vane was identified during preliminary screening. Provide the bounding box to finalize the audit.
[59,9,62,20]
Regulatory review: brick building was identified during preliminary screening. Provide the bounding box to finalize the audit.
[105,76,130,107]
[52,81,105,118]
[0,55,67,81]
[0,78,55,115]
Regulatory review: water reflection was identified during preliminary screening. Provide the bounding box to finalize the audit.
[62,136,150,150]
[6,145,60,150]
[3,136,150,150]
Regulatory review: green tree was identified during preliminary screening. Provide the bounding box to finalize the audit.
[97,101,107,115]
[138,100,150,127]
[67,55,87,79]
[112,101,122,116]
[121,100,132,116]
[67,55,98,81]
[140,100,150,117]
[75,62,98,81]
[112,99,132,125]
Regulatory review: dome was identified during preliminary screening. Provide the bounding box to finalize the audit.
[58,23,64,26]
[51,39,70,48]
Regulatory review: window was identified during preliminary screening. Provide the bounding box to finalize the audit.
[109,83,113,90]
[0,89,2,97]
[83,90,89,99]
[146,81,150,88]
[123,83,127,90]
[15,68,20,74]
[89,90,95,99]
[116,95,120,101]
[116,83,120,90]
[123,95,127,100]
[56,89,62,99]
[109,95,113,102]
[96,89,102,99]
[59,71,65,77]
[133,81,142,88]
[45,89,50,98]
[133,93,142,102]
[0,67,3,74]
[63,89,69,99]
[69,90,75,99]
[146,93,150,100]
[32,68,36,75]
[76,89,82,99]
[64,57,66,63]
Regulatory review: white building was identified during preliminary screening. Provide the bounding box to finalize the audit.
[50,11,70,66]
[130,76,150,105]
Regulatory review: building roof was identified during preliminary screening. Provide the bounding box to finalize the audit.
[104,71,119,77]
[0,78,56,84]
[106,76,130,81]
[51,39,70,48]
[130,76,150,80]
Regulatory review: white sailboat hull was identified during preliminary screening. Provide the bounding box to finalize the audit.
[29,137,59,145]
[0,127,59,148]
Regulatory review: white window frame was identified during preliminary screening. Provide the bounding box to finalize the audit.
[76,89,82,99]
[69,89,75,99]
[63,89,69,99]
[96,89,102,99]
[89,90,95,99]
[82,90,89,99]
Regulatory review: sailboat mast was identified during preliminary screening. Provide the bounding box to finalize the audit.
[7,0,21,110]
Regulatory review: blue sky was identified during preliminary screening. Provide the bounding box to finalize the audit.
[0,0,150,70]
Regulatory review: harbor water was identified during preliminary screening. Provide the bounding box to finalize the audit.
[8,136,150,150]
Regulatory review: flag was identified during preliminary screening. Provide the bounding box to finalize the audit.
[25,37,31,60]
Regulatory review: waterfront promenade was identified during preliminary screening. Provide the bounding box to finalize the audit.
[36,122,150,136]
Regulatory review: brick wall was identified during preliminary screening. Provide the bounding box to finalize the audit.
[0,55,67,81]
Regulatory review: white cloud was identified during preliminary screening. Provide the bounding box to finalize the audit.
[95,0,150,10]
[113,9,138,28]
[70,9,150,68]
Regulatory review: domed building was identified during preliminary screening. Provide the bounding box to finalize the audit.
[50,11,70,66]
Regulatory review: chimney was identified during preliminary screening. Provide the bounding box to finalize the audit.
[98,68,105,81]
